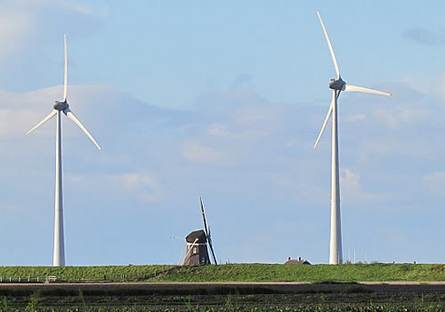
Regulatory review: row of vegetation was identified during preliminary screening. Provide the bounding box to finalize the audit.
[2,301,445,312]
[2,289,445,312]
[0,263,445,282]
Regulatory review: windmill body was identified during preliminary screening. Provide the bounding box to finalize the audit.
[314,12,391,264]
[26,35,101,267]
[182,230,211,265]
[182,197,218,265]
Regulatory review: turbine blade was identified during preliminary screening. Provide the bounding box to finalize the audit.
[64,109,101,150]
[26,110,57,135]
[344,84,391,96]
[316,11,340,79]
[314,91,335,149]
[63,34,68,101]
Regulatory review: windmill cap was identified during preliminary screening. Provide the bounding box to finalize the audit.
[186,230,207,243]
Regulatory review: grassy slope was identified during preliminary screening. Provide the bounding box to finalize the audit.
[152,264,445,282]
[0,264,445,282]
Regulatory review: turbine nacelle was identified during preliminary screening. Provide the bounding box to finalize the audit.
[329,78,346,91]
[54,100,69,112]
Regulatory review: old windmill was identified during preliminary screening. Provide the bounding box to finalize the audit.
[182,197,218,266]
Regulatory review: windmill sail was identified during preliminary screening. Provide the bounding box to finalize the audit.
[200,197,218,265]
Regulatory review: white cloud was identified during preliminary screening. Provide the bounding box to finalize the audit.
[344,113,367,123]
[232,105,282,130]
[0,8,31,60]
[204,104,288,144]
[116,173,162,204]
[182,141,226,165]
[206,121,269,141]
[340,169,383,204]
[422,171,445,196]
[67,172,163,205]
[436,74,445,101]
[341,169,361,192]
[373,107,430,129]
[0,0,101,64]
[208,123,230,138]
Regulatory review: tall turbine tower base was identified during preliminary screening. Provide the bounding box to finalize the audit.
[329,91,342,265]
[53,111,65,267]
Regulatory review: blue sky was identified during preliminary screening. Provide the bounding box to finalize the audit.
[1,0,445,265]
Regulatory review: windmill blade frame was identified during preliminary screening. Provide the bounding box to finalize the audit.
[200,196,209,236]
[199,196,218,265]
[207,226,218,265]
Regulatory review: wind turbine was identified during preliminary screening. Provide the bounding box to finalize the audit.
[313,12,390,265]
[26,35,101,267]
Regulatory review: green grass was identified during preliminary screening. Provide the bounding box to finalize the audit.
[0,263,445,283]
[149,263,445,282]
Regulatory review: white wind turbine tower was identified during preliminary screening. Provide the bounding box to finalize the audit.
[314,12,391,265]
[26,35,101,267]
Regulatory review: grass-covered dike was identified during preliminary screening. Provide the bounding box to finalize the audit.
[0,263,444,282]
[0,264,445,311]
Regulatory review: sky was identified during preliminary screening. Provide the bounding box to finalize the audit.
[0,0,445,265]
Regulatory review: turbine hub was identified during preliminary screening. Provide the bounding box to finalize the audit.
[329,78,346,91]
[54,100,69,111]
